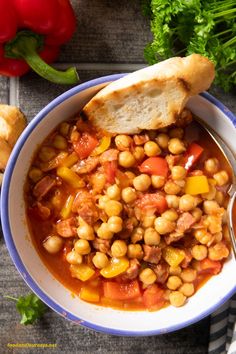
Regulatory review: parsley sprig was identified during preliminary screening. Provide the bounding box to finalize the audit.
[143,0,236,91]
[5,294,47,325]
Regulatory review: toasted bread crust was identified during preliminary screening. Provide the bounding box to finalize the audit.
[82,54,215,134]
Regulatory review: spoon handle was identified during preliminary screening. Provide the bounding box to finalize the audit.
[227,187,236,259]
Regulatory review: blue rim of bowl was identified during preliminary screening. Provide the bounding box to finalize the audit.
[1,73,236,336]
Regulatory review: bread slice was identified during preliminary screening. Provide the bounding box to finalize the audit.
[0,104,27,148]
[82,54,215,134]
[0,137,12,170]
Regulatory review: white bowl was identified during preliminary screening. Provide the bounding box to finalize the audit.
[1,74,236,336]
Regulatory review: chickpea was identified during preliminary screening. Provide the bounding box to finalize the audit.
[106,184,121,200]
[169,291,186,307]
[115,134,132,151]
[166,195,180,209]
[92,252,109,269]
[162,209,178,221]
[179,283,195,297]
[133,146,145,162]
[127,244,144,260]
[194,229,213,245]
[164,181,181,195]
[111,240,127,258]
[179,194,196,212]
[205,215,222,234]
[121,187,137,203]
[77,224,95,240]
[107,216,123,233]
[133,174,151,191]
[104,200,123,217]
[191,208,202,222]
[191,245,208,260]
[74,239,91,255]
[204,158,219,175]
[169,127,184,139]
[203,200,220,215]
[38,146,56,162]
[131,227,144,244]
[52,134,67,150]
[144,141,161,157]
[28,168,43,183]
[169,266,181,276]
[97,222,114,240]
[43,235,63,254]
[144,227,160,246]
[151,175,165,189]
[214,232,223,243]
[98,195,110,209]
[66,250,82,265]
[215,191,224,206]
[168,138,186,154]
[213,170,229,186]
[171,166,186,180]
[119,151,136,168]
[139,268,157,285]
[167,275,182,290]
[142,215,155,228]
[180,268,197,282]
[208,242,229,261]
[154,217,175,235]
[156,133,169,149]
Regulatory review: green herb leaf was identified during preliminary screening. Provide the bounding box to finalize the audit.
[142,0,236,91]
[5,294,47,325]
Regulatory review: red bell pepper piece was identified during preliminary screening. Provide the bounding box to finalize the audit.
[143,284,165,310]
[137,193,168,214]
[182,142,204,171]
[0,0,78,84]
[139,157,169,177]
[73,133,99,160]
[103,280,141,301]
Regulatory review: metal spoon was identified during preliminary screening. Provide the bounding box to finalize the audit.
[196,117,236,258]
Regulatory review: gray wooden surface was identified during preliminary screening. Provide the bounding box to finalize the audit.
[0,1,235,353]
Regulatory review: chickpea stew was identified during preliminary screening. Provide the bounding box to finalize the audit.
[25,109,231,311]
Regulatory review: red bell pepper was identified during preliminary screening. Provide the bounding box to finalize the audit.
[182,142,204,171]
[0,0,78,84]
[139,157,169,177]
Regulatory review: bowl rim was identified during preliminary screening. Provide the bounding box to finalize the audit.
[1,73,236,336]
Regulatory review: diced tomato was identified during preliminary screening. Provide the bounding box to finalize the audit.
[73,132,98,159]
[103,280,141,300]
[182,142,204,171]
[197,258,222,275]
[138,193,168,214]
[104,160,117,184]
[139,157,169,177]
[143,284,165,310]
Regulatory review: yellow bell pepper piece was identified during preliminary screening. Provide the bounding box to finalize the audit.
[100,257,129,278]
[70,264,95,282]
[60,194,75,219]
[91,136,111,156]
[163,246,185,267]
[62,152,79,168]
[80,286,100,303]
[185,175,209,195]
[57,166,85,188]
